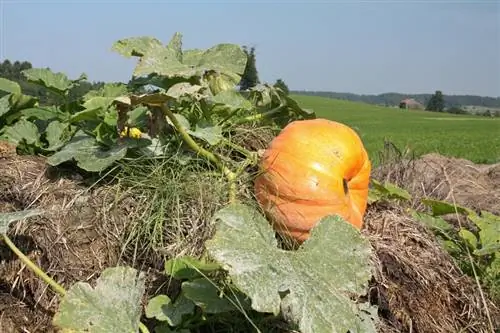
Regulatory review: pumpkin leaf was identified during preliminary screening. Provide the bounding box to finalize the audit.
[0,209,44,234]
[421,198,474,216]
[53,266,146,333]
[205,203,378,333]
[145,293,195,327]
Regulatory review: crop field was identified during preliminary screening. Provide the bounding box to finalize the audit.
[292,94,500,166]
[0,33,499,333]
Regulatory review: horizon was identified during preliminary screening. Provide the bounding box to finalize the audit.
[1,1,499,98]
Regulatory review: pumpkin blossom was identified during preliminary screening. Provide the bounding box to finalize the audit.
[120,126,142,139]
[254,118,371,242]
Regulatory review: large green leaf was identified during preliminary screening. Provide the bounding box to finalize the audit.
[145,293,195,327]
[1,118,41,146]
[164,255,221,280]
[53,266,146,333]
[197,44,247,76]
[21,68,74,94]
[111,36,164,58]
[0,209,44,234]
[133,46,194,78]
[421,198,473,216]
[17,106,65,121]
[45,120,70,151]
[0,77,21,94]
[469,211,500,256]
[205,203,378,333]
[0,94,12,117]
[181,278,251,314]
[46,132,128,172]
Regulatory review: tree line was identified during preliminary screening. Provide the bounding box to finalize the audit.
[0,59,106,105]
[293,90,500,110]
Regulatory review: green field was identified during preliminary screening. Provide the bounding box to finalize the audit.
[292,94,500,166]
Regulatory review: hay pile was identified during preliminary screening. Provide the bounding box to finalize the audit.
[373,151,500,215]
[0,136,499,332]
[363,205,499,332]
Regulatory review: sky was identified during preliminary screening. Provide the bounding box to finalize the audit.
[1,0,499,97]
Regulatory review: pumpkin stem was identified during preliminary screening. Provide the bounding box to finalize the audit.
[162,104,238,203]
[342,178,349,195]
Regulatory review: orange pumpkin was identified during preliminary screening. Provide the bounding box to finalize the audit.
[254,118,371,242]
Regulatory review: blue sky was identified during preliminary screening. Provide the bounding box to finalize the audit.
[1,0,499,97]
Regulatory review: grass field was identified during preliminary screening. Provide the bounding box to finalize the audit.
[292,94,500,166]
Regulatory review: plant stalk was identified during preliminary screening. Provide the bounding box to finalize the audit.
[3,233,152,332]
[139,322,150,333]
[2,234,67,297]
[233,105,284,125]
[161,104,238,202]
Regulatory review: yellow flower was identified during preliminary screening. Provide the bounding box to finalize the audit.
[120,126,142,139]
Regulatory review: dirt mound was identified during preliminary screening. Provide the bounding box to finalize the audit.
[0,143,140,332]
[363,204,500,333]
[373,152,500,215]
[1,140,499,332]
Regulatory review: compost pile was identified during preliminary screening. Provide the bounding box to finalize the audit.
[0,137,499,332]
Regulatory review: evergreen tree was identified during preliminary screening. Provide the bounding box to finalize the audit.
[426,90,445,112]
[239,46,259,91]
[274,78,289,95]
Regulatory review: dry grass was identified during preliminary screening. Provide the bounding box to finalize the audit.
[1,134,499,332]
[363,204,500,332]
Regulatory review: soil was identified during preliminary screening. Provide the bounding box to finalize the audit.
[0,140,499,333]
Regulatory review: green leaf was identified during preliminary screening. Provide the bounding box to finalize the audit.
[83,96,116,111]
[111,36,164,58]
[470,211,500,256]
[411,211,454,234]
[459,228,478,250]
[17,106,65,121]
[145,293,195,327]
[198,44,247,76]
[0,77,21,94]
[182,278,250,314]
[164,255,221,280]
[421,198,473,216]
[0,94,12,117]
[83,83,128,100]
[46,132,128,172]
[167,114,223,146]
[45,120,69,151]
[0,209,44,234]
[126,106,149,127]
[1,118,41,146]
[134,45,193,79]
[70,108,104,123]
[22,68,74,94]
[370,179,412,201]
[53,266,146,333]
[167,32,183,62]
[205,203,377,333]
[166,82,203,99]
[190,122,223,146]
[8,92,38,111]
[182,49,204,67]
[211,90,253,111]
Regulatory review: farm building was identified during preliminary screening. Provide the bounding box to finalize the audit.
[399,98,424,110]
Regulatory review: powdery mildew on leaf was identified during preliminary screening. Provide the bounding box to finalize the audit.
[0,209,44,234]
[53,266,146,333]
[205,203,378,333]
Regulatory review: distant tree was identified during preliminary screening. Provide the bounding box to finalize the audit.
[273,78,289,95]
[426,90,445,112]
[239,46,259,91]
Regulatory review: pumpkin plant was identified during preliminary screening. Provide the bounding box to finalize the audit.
[254,118,371,242]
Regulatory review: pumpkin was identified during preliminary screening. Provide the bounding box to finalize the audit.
[254,118,371,242]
